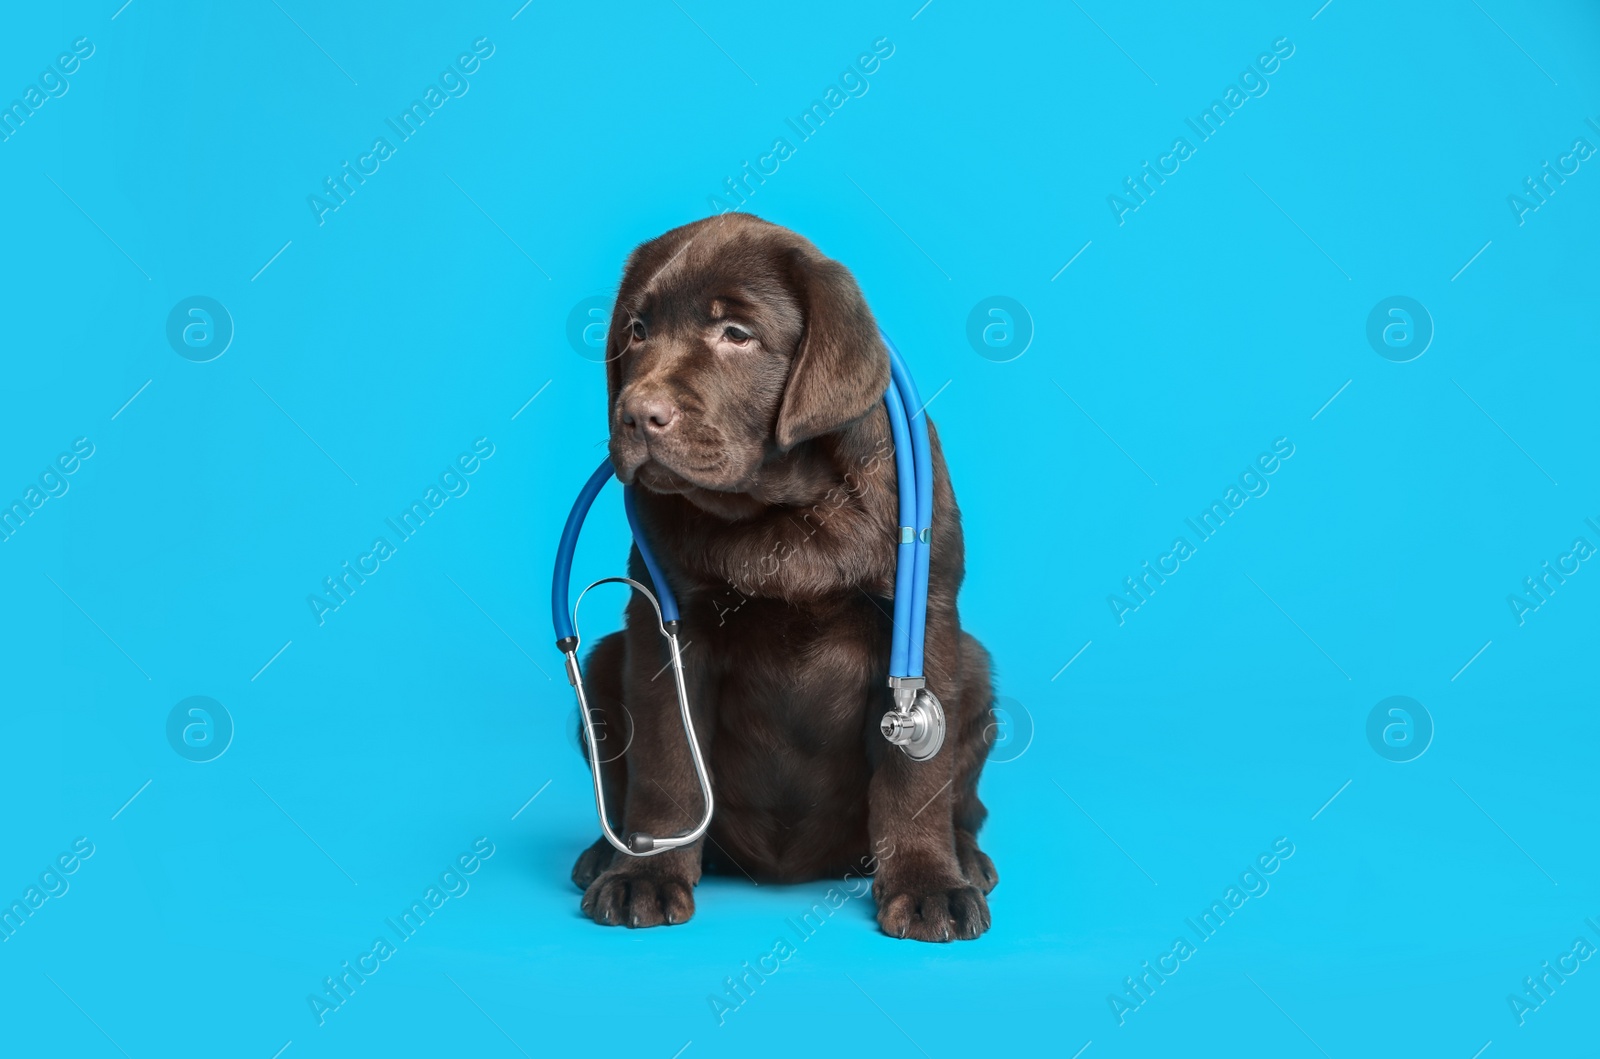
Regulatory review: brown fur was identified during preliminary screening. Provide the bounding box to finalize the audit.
[571,214,997,941]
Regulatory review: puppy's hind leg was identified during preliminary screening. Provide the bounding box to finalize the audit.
[570,631,628,891]
[953,632,999,895]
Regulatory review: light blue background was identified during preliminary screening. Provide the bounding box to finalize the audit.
[2,1,1597,1056]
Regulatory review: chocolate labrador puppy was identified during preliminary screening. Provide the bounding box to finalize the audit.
[569,214,997,941]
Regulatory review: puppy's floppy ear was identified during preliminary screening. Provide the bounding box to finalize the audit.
[774,249,891,451]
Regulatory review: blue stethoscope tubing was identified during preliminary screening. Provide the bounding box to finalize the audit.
[551,329,936,858]
[882,331,932,681]
[551,460,705,857]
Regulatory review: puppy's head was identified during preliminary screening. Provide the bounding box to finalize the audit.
[604,215,889,496]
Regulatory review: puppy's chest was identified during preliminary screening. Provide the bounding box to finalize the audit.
[696,595,886,729]
[704,605,880,819]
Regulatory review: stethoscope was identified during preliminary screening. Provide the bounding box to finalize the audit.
[551,329,945,859]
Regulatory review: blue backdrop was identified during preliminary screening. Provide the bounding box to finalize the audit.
[2,1,1597,1056]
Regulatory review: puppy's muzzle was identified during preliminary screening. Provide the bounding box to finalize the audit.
[620,392,679,442]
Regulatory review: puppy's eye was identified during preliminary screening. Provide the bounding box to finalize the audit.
[631,320,647,342]
[723,325,752,345]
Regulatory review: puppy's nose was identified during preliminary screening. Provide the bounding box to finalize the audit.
[621,396,679,439]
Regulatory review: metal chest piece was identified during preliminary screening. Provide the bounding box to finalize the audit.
[882,679,945,761]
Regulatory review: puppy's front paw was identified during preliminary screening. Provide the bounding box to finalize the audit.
[581,865,696,928]
[876,880,991,942]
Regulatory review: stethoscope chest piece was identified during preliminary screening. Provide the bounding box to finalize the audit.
[881,682,946,762]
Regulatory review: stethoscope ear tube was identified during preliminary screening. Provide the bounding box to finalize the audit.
[623,484,679,624]
[563,575,713,858]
